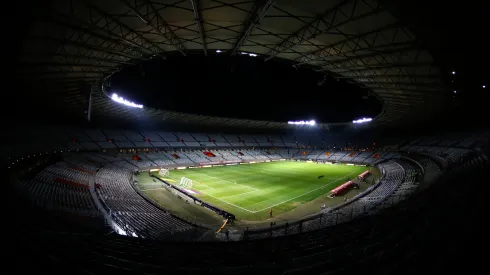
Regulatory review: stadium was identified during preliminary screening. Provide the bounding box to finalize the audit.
[6,0,489,274]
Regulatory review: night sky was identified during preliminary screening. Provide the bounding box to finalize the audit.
[110,54,382,123]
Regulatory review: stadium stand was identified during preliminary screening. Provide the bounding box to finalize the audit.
[4,125,489,274]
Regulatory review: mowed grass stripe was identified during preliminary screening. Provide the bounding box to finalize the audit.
[167,161,367,220]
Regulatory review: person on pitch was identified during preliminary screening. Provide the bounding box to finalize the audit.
[269,209,273,218]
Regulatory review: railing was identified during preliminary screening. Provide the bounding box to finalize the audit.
[150,174,235,220]
[88,178,123,234]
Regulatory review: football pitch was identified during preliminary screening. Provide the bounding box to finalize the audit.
[144,161,372,222]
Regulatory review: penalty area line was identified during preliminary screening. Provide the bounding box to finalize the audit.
[198,189,255,213]
[191,171,260,191]
[251,171,360,213]
[220,189,258,200]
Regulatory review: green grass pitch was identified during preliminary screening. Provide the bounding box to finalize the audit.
[147,161,370,221]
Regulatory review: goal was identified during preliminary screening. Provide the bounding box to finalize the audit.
[158,168,169,177]
[179,177,193,189]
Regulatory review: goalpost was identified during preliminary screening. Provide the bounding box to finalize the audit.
[179,177,193,189]
[158,168,169,177]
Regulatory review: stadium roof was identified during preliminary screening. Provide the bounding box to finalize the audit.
[16,0,449,129]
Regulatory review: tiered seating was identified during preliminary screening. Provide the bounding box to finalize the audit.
[243,149,268,160]
[103,129,135,148]
[163,151,193,165]
[112,160,138,171]
[268,135,284,147]
[203,151,228,161]
[140,131,168,147]
[62,154,99,172]
[338,151,358,161]
[145,152,176,166]
[212,150,242,161]
[158,132,181,147]
[281,136,297,147]
[123,130,146,147]
[187,132,208,147]
[264,150,282,159]
[277,149,299,158]
[17,149,487,274]
[95,165,201,239]
[20,163,100,217]
[182,150,209,163]
[302,149,322,160]
[351,151,374,162]
[328,151,348,161]
[235,135,254,146]
[44,163,91,185]
[118,154,154,168]
[223,134,242,146]
[22,177,98,216]
[209,134,230,147]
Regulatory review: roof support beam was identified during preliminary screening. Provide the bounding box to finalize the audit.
[80,1,166,57]
[20,52,133,66]
[52,14,151,58]
[317,61,434,73]
[231,0,276,56]
[358,80,443,88]
[17,66,111,75]
[365,82,443,91]
[19,62,114,69]
[336,74,441,79]
[121,0,187,56]
[318,45,428,73]
[373,88,440,96]
[293,22,404,64]
[189,0,207,56]
[265,0,383,61]
[299,41,415,66]
[32,36,139,63]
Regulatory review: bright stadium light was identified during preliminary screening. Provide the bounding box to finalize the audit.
[352,117,372,124]
[452,71,456,75]
[111,93,143,108]
[240,51,258,57]
[288,120,316,125]
[216,49,222,53]
[483,85,486,89]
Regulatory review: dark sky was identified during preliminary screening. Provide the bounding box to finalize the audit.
[110,54,382,123]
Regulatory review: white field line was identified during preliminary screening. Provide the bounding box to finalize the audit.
[166,174,253,212]
[250,171,360,213]
[220,189,258,200]
[192,171,237,184]
[191,171,260,191]
[198,189,255,213]
[195,182,215,190]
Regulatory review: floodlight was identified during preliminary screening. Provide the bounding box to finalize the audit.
[352,117,372,124]
[287,120,316,125]
[111,93,143,108]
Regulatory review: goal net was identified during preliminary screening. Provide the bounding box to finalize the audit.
[158,168,169,177]
[179,177,193,189]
